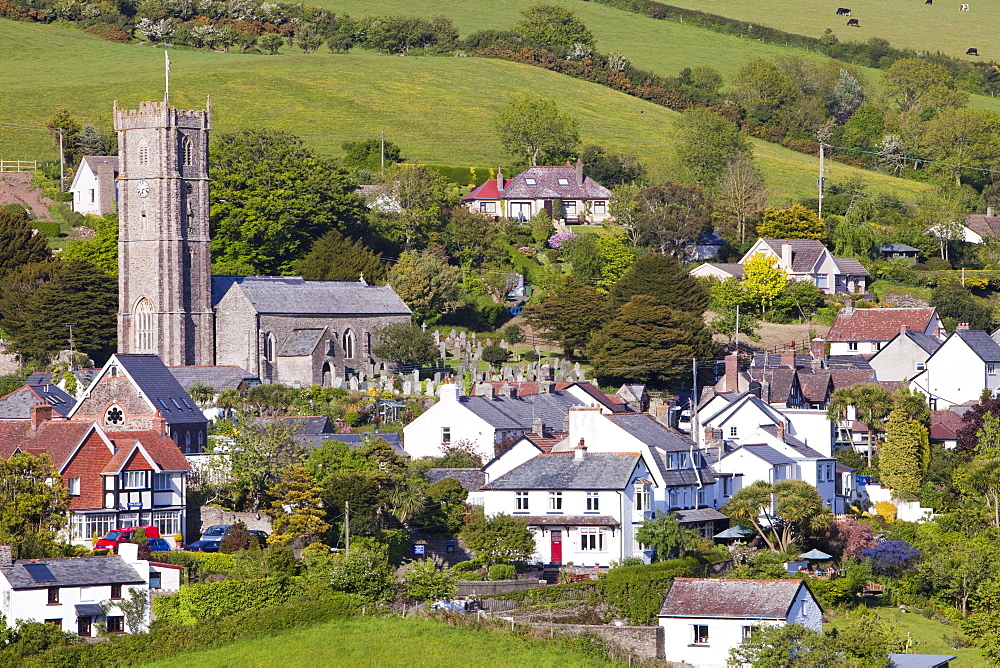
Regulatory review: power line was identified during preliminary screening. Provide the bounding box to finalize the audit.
[826,143,1000,175]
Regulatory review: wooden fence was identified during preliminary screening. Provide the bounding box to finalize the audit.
[456,579,540,597]
[0,160,37,172]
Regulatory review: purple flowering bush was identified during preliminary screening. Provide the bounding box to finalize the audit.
[861,540,921,577]
[517,246,538,258]
[547,232,577,249]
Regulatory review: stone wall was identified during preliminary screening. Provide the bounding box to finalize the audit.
[191,506,273,537]
[529,623,665,663]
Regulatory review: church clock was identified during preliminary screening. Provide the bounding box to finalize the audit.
[136,180,150,198]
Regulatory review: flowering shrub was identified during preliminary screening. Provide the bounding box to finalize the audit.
[547,232,577,249]
[517,246,538,258]
[861,540,921,577]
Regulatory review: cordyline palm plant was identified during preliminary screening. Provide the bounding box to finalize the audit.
[826,383,894,466]
[721,480,831,554]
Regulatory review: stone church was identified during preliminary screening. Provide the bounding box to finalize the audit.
[113,99,411,387]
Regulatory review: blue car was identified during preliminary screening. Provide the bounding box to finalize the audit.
[147,538,171,552]
[182,540,220,553]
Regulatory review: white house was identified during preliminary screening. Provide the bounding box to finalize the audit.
[658,578,822,668]
[869,327,943,382]
[910,327,1000,410]
[461,161,613,224]
[826,306,943,356]
[480,445,654,567]
[690,238,869,295]
[0,543,153,637]
[696,392,834,458]
[955,206,1000,244]
[69,156,118,215]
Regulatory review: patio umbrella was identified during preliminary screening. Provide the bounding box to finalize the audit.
[713,526,752,539]
[797,549,834,561]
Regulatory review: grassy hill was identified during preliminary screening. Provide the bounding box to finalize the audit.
[142,615,618,667]
[0,19,931,204]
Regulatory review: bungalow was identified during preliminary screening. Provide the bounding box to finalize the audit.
[690,238,869,295]
[880,244,920,264]
[657,578,822,668]
[910,327,1000,410]
[462,161,613,224]
[826,306,944,356]
[958,206,1000,243]
[69,156,118,215]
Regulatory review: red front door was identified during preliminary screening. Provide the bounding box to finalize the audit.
[550,530,562,564]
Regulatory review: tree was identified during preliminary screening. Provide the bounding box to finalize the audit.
[956,397,1000,455]
[728,624,833,667]
[757,204,825,240]
[413,477,469,535]
[588,295,720,389]
[580,145,645,186]
[840,105,886,154]
[403,559,456,601]
[881,58,967,118]
[494,95,580,166]
[372,323,437,369]
[594,232,635,291]
[325,542,397,602]
[878,409,928,498]
[362,14,458,55]
[188,383,215,406]
[444,208,507,268]
[562,233,604,285]
[722,479,830,553]
[291,230,387,282]
[0,452,71,559]
[523,277,611,357]
[634,182,712,257]
[258,33,283,54]
[210,129,366,274]
[268,466,330,547]
[0,207,50,278]
[741,253,787,315]
[460,510,535,565]
[46,108,82,166]
[515,4,595,52]
[931,283,995,331]
[731,59,801,133]
[369,164,457,248]
[609,183,642,246]
[718,155,768,244]
[963,457,1000,527]
[609,252,710,313]
[827,383,894,466]
[387,250,461,323]
[675,108,752,188]
[100,587,148,633]
[634,511,703,561]
[482,345,511,370]
[341,136,405,173]
[228,419,306,511]
[2,259,117,364]
[922,108,1000,185]
[218,521,252,553]
[60,213,118,276]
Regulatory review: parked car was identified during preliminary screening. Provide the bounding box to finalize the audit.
[182,540,220,553]
[147,538,171,552]
[95,526,162,549]
[199,524,231,542]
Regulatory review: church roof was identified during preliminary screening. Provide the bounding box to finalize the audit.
[278,328,327,357]
[211,276,411,316]
[106,355,207,426]
[168,365,256,392]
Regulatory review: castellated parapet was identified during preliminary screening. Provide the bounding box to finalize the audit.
[113,99,212,131]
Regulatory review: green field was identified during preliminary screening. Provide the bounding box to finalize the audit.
[141,615,616,667]
[827,608,985,667]
[0,19,931,204]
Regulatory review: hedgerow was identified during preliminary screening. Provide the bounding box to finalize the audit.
[152,576,307,624]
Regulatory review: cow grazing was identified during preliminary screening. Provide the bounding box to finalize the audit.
[967,47,979,55]
[960,3,969,9]
[926,0,932,4]
[847,18,860,26]
[836,7,851,15]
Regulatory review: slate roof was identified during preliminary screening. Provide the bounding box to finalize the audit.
[425,468,487,491]
[750,353,872,371]
[953,329,1000,361]
[827,307,939,343]
[830,368,877,388]
[460,391,583,430]
[0,421,94,467]
[904,331,943,355]
[881,244,919,253]
[930,410,964,441]
[695,263,745,278]
[81,156,119,174]
[673,508,728,524]
[748,367,797,404]
[292,432,405,458]
[0,556,143,590]
[658,578,809,619]
[211,276,411,315]
[739,444,798,466]
[497,164,612,201]
[833,257,870,275]
[796,371,832,403]
[887,654,957,668]
[603,413,696,453]
[0,384,76,419]
[278,328,327,357]
[271,416,333,435]
[483,451,640,490]
[110,355,207,426]
[758,239,828,273]
[168,365,256,392]
[964,213,1000,239]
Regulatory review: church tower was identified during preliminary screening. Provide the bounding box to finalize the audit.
[114,99,214,366]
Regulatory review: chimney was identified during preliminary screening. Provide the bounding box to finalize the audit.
[538,380,553,394]
[30,402,52,431]
[153,415,168,435]
[574,438,587,460]
[989,205,996,217]
[439,381,460,402]
[724,352,739,392]
[496,168,503,191]
[713,428,723,441]
[575,158,584,185]
[477,383,494,399]
[843,299,855,316]
[776,422,786,442]
[810,337,827,363]
[532,418,544,436]
[499,384,516,399]
[117,542,139,563]
[0,545,11,567]
[781,243,793,268]
[957,322,971,330]
[704,427,715,442]
[900,323,909,337]
[781,342,796,369]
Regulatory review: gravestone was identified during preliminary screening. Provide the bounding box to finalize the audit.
[425,380,436,396]
[349,376,359,391]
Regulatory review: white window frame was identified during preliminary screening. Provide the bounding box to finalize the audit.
[586,491,599,512]
[548,491,563,512]
[692,624,709,645]
[579,528,604,551]
[634,484,651,511]
[479,201,497,213]
[441,427,451,445]
[557,178,570,186]
[524,178,537,186]
[134,298,154,352]
[67,477,81,496]
[593,201,606,214]
[989,363,997,375]
[153,510,181,536]
[848,342,859,351]
[153,473,171,491]
[122,470,147,490]
[515,491,529,512]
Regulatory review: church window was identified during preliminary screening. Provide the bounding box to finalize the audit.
[264,333,275,362]
[182,137,193,167]
[134,298,154,352]
[343,330,355,359]
[105,404,125,426]
[366,331,372,354]
[138,140,149,165]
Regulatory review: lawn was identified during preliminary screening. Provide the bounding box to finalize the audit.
[0,19,931,205]
[141,615,617,667]
[826,607,985,667]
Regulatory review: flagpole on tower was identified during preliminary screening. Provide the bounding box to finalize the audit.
[164,44,171,106]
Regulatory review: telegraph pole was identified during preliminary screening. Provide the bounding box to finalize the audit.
[818,143,830,221]
[64,323,76,369]
[380,130,385,175]
[58,128,64,192]
[345,500,350,553]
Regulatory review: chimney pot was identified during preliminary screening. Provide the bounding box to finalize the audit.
[776,423,786,442]
[0,545,11,567]
[957,322,971,330]
[781,243,793,268]
[574,438,586,459]
[496,168,503,192]
[538,380,553,394]
[30,402,52,431]
[781,342,796,369]
[989,205,996,217]
[900,323,909,336]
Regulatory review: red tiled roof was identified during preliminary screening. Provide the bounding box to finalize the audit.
[931,411,964,440]
[462,178,509,202]
[830,369,877,388]
[965,214,1000,239]
[525,432,567,452]
[827,308,938,343]
[0,421,94,469]
[106,430,190,472]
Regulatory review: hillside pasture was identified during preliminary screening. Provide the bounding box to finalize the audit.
[0,19,931,204]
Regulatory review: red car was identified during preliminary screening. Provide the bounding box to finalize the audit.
[95,526,162,549]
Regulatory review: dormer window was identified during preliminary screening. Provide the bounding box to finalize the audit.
[524,178,536,185]
[557,178,569,186]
